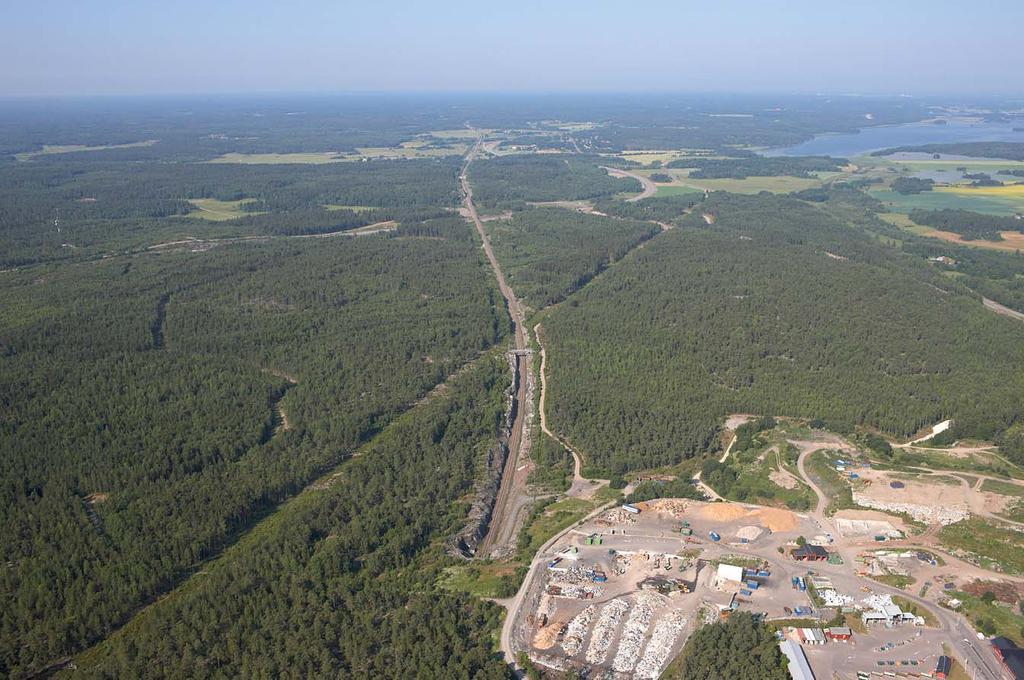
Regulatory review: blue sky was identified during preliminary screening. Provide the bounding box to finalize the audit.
[2,0,1022,96]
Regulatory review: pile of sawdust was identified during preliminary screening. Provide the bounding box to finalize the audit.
[697,503,749,522]
[696,503,797,532]
[533,620,564,649]
[751,508,797,532]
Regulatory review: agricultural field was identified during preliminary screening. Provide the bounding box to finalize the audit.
[640,168,827,195]
[185,197,264,221]
[14,139,158,161]
[207,151,349,164]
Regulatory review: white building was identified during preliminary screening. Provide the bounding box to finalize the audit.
[780,639,815,680]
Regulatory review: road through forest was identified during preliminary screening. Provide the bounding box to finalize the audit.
[462,136,535,557]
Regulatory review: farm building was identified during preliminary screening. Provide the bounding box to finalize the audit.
[779,639,815,680]
[792,545,829,561]
[826,627,852,641]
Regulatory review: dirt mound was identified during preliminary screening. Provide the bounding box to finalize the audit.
[641,499,691,517]
[751,508,797,532]
[697,503,749,522]
[533,619,565,649]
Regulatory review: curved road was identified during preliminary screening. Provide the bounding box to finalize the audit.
[603,166,656,202]
[534,322,605,499]
[791,441,1007,680]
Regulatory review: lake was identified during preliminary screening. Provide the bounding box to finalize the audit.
[764,118,1024,158]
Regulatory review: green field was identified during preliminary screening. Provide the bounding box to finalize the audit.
[870,188,1024,216]
[323,204,379,212]
[15,140,158,161]
[655,184,705,197]
[207,151,348,164]
[186,198,263,221]
[980,479,1024,497]
[651,170,823,195]
[939,518,1024,574]
[440,561,526,599]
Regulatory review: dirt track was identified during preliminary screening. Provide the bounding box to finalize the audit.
[984,296,1024,322]
[534,322,606,500]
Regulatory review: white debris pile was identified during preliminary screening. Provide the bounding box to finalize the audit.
[597,508,638,525]
[561,605,596,656]
[585,599,630,664]
[549,583,604,599]
[611,593,660,673]
[818,589,854,607]
[529,652,568,671]
[862,593,898,612]
[635,611,688,679]
[736,525,763,541]
[852,494,969,525]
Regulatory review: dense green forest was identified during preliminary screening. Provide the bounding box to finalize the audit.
[468,155,638,208]
[0,219,505,677]
[485,207,659,307]
[891,176,934,194]
[592,194,704,224]
[873,142,1024,161]
[662,612,788,680]
[4,94,1023,678]
[69,356,514,679]
[909,208,1022,241]
[666,155,846,178]
[0,155,462,266]
[542,193,1024,473]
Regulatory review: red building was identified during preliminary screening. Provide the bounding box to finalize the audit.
[826,627,852,641]
[792,545,829,561]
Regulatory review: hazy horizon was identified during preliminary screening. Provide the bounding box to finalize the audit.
[3,0,1023,98]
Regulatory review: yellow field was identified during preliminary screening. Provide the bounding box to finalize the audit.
[186,198,263,221]
[937,183,1024,198]
[15,140,157,161]
[879,212,1024,252]
[353,141,467,159]
[616,150,721,166]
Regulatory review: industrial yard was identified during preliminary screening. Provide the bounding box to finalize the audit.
[509,486,1022,679]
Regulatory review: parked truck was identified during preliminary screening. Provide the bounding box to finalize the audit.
[709,531,721,542]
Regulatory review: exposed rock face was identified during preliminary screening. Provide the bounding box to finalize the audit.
[447,353,518,558]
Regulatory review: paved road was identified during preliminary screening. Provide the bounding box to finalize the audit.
[498,499,618,667]
[790,441,1007,679]
[603,166,656,202]
[984,296,1024,323]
